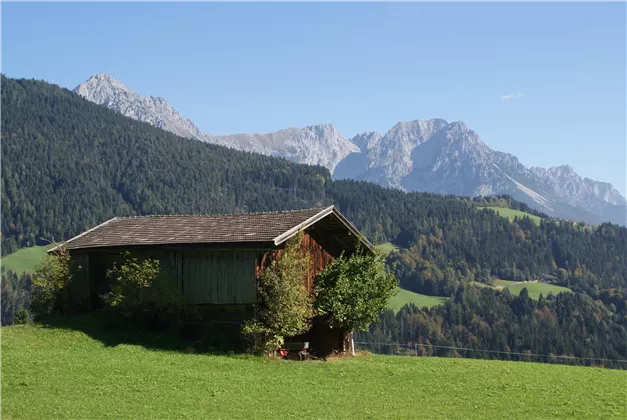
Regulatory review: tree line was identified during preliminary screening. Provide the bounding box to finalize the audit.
[356,286,627,369]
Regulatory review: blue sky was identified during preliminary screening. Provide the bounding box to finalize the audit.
[2,2,626,195]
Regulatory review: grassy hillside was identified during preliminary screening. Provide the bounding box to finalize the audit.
[388,287,447,312]
[1,244,54,274]
[376,242,400,255]
[471,279,572,300]
[479,206,543,226]
[3,321,625,419]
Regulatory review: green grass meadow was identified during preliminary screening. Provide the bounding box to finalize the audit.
[1,244,55,274]
[471,279,572,300]
[2,320,626,419]
[493,279,572,299]
[479,207,543,226]
[376,241,400,256]
[388,287,447,312]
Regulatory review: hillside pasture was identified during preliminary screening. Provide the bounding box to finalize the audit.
[388,287,447,312]
[479,206,543,226]
[2,320,625,419]
[376,241,400,255]
[493,279,572,299]
[376,242,447,312]
[1,244,55,274]
[471,279,572,300]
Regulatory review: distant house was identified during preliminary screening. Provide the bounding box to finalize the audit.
[49,206,373,351]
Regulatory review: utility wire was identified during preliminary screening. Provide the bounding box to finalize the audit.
[353,341,627,364]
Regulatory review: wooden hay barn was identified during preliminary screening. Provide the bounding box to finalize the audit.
[49,206,373,352]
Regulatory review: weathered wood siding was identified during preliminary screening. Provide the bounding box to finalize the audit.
[72,227,340,310]
[181,250,257,304]
[256,231,334,293]
[302,232,333,292]
[73,248,259,308]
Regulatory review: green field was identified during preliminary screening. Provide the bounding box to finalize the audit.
[388,287,447,312]
[376,241,400,255]
[471,279,572,300]
[2,319,625,419]
[479,207,543,226]
[1,244,55,274]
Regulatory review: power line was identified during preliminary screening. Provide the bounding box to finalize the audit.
[353,341,627,365]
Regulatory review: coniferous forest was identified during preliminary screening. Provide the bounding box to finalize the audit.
[2,76,626,368]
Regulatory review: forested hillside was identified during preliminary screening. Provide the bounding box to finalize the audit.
[1,76,329,254]
[329,181,626,294]
[2,76,626,367]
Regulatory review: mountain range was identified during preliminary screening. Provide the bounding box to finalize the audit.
[74,73,626,226]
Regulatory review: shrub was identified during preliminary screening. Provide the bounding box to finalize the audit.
[315,248,397,334]
[31,249,73,317]
[102,251,162,316]
[242,233,313,355]
[14,308,32,325]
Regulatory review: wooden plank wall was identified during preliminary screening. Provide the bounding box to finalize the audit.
[181,250,257,305]
[76,248,259,307]
[75,231,335,309]
[256,232,334,293]
[302,232,333,292]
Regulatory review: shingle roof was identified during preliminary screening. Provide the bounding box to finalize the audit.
[58,207,338,251]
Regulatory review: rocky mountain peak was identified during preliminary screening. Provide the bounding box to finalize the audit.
[351,131,382,152]
[384,118,448,145]
[74,74,361,171]
[92,72,115,80]
[339,118,625,224]
[443,121,487,150]
[551,165,575,174]
[75,73,131,99]
[531,164,578,180]
[86,72,121,85]
[73,73,626,225]
[215,124,358,172]
[447,120,469,133]
[74,74,207,141]
[307,123,338,138]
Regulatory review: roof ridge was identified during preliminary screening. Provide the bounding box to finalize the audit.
[49,205,377,254]
[113,206,330,220]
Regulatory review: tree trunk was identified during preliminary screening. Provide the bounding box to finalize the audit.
[342,331,355,356]
[351,333,356,356]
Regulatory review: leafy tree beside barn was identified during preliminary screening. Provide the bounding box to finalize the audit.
[315,248,397,353]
